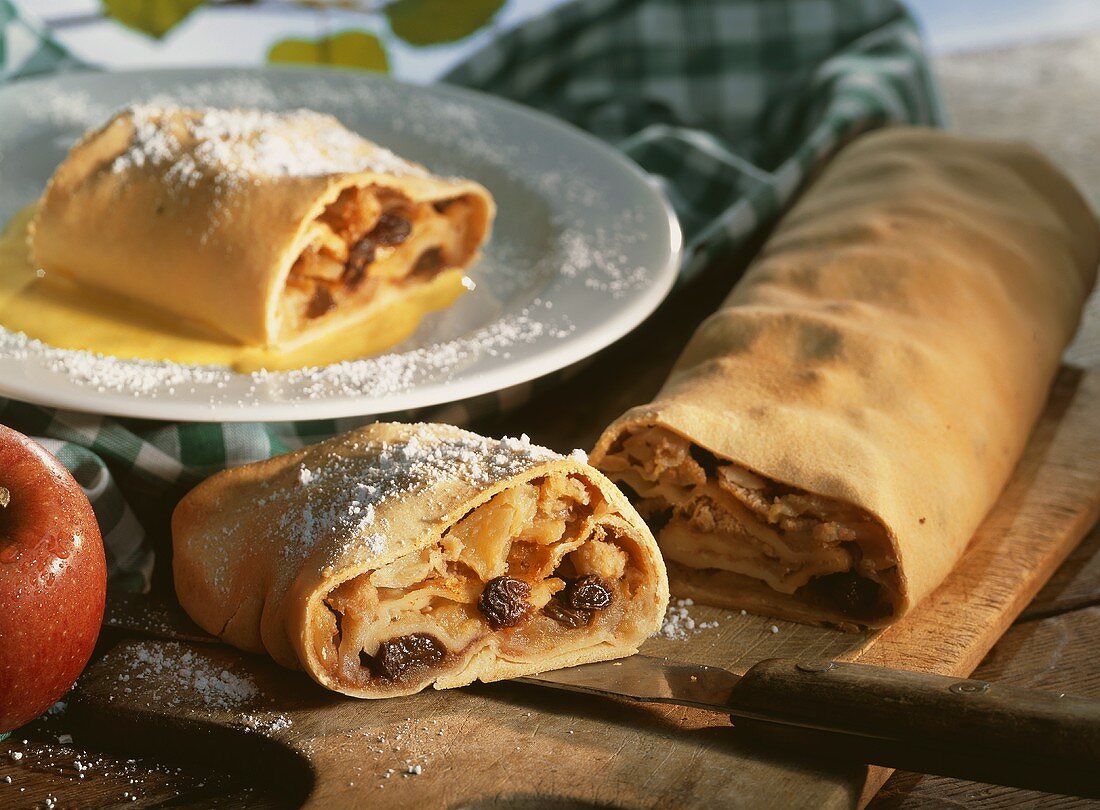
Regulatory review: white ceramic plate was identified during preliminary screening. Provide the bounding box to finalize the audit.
[0,68,680,422]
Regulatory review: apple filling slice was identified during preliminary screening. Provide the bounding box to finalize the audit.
[314,472,652,693]
[280,185,481,339]
[598,426,900,623]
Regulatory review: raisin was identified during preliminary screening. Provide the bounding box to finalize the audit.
[411,247,444,278]
[366,633,448,681]
[369,213,412,246]
[343,235,376,289]
[813,572,882,618]
[564,575,614,611]
[542,599,593,629]
[306,285,336,319]
[478,576,531,629]
[648,508,673,532]
[616,483,641,503]
[690,444,720,477]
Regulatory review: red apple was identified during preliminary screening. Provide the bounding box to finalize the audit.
[0,424,106,732]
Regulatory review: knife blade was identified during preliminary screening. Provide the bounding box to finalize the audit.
[519,654,740,712]
[102,593,1100,797]
[522,654,1100,798]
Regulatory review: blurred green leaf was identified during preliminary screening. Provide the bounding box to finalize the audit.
[102,0,205,39]
[385,0,505,47]
[267,31,390,72]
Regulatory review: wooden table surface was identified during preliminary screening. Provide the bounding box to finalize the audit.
[4,527,1100,809]
[4,30,1100,810]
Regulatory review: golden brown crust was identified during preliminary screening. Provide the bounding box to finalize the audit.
[592,127,1100,628]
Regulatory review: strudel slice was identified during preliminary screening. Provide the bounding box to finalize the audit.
[30,106,493,349]
[173,424,668,698]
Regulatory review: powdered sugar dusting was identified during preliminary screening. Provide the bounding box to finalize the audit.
[112,105,425,185]
[193,425,576,601]
[239,713,293,735]
[117,642,259,710]
[658,598,719,640]
[105,105,426,243]
[276,426,562,572]
[0,307,565,405]
[555,218,650,297]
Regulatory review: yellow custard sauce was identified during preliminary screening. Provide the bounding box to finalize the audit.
[0,206,466,372]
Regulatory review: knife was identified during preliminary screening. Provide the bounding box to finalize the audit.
[103,593,1100,798]
[521,655,1100,798]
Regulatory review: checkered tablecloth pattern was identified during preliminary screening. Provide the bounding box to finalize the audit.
[0,0,940,590]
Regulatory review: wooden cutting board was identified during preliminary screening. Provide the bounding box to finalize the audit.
[66,365,1100,809]
[66,367,1100,810]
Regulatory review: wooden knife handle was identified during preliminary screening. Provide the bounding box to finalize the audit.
[729,658,1100,798]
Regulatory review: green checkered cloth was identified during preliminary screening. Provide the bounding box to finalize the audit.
[0,0,940,592]
[0,0,79,80]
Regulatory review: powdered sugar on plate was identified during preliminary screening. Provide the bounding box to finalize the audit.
[0,306,566,406]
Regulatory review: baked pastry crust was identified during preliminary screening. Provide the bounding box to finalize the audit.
[592,127,1100,628]
[173,423,668,698]
[29,106,494,349]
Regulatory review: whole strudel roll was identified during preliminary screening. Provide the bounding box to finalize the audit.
[592,127,1099,628]
[30,106,494,349]
[173,424,668,698]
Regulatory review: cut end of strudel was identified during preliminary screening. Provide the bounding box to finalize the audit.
[172,424,668,698]
[30,106,494,349]
[594,424,899,628]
